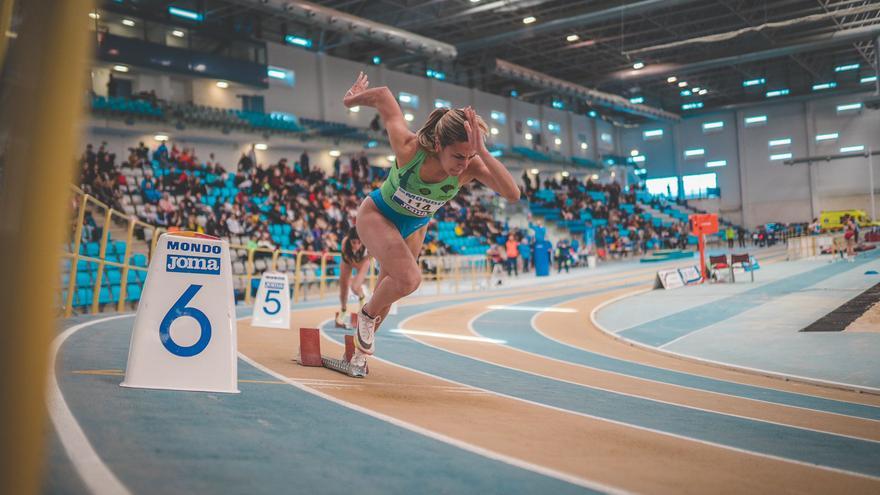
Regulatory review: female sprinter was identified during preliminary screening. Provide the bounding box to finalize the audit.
[342,71,520,377]
[335,226,370,328]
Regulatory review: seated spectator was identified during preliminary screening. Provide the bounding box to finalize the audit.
[157,192,174,214]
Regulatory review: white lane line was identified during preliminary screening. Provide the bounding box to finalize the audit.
[44,274,648,495]
[378,298,880,480]
[238,351,625,494]
[372,303,880,480]
[487,305,577,313]
[49,314,134,495]
[463,309,880,445]
[526,298,880,422]
[311,320,629,493]
[390,328,506,344]
[589,288,880,396]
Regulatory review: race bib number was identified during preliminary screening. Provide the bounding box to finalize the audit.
[391,187,445,217]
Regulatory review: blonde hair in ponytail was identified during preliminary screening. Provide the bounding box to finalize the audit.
[416,107,488,153]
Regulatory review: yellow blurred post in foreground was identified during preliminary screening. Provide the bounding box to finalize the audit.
[0,0,94,493]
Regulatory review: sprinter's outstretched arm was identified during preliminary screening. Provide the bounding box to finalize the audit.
[344,71,415,157]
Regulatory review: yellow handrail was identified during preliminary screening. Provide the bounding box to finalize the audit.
[63,189,161,317]
[62,187,493,315]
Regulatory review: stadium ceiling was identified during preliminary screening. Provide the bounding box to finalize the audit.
[115,0,880,123]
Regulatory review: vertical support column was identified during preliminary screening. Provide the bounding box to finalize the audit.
[565,111,575,159]
[590,117,599,163]
[316,52,328,121]
[505,94,514,151]
[803,101,819,220]
[426,78,435,119]
[672,122,684,200]
[155,74,173,101]
[875,35,880,95]
[869,146,876,221]
[537,104,545,153]
[734,109,752,229]
[730,113,745,226]
[0,1,95,494]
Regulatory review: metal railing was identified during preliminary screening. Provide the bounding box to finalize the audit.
[63,186,162,317]
[61,187,492,315]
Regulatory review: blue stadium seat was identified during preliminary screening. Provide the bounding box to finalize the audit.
[112,241,127,255]
[84,242,100,257]
[74,288,93,307]
[126,284,142,301]
[76,271,92,286]
[99,288,113,305]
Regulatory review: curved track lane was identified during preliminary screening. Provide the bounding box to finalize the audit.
[52,248,880,494]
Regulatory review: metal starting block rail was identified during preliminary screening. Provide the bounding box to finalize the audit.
[297,327,368,377]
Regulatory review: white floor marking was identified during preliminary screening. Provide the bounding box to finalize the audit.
[238,352,625,494]
[590,287,880,395]
[487,305,577,313]
[390,328,506,344]
[49,314,134,495]
[364,296,880,480]
[525,297,880,422]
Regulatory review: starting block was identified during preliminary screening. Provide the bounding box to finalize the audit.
[297,328,368,376]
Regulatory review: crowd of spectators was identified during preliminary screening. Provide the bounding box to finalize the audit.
[78,139,777,284]
[523,172,691,259]
[76,141,507,265]
[78,142,377,257]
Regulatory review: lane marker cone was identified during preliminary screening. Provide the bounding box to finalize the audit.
[252,271,290,329]
[122,232,238,393]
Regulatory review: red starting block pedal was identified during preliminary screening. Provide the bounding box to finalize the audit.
[297,328,367,377]
[350,311,358,329]
[344,334,355,362]
[298,327,323,367]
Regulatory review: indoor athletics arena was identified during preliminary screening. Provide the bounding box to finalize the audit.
[2,1,880,494]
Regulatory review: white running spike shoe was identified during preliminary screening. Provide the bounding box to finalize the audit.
[348,349,368,378]
[355,308,380,355]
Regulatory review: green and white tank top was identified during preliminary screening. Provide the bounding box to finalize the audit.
[378,149,461,218]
